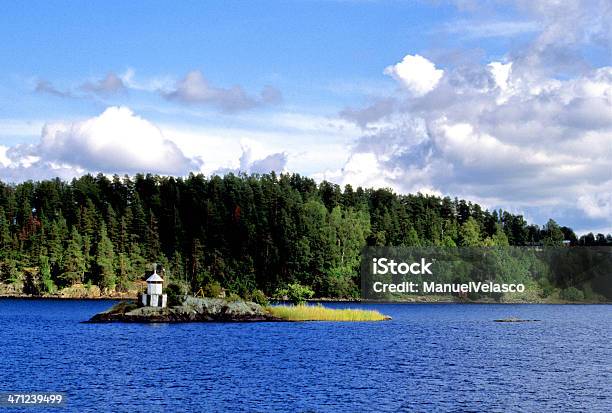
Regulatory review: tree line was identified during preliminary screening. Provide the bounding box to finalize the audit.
[0,173,609,298]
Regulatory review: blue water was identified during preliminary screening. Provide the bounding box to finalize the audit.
[0,300,610,412]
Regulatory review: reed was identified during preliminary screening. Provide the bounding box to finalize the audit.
[267,304,390,321]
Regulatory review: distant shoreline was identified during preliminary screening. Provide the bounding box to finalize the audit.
[0,294,608,304]
[0,293,134,301]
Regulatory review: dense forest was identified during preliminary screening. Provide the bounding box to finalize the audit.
[0,173,610,298]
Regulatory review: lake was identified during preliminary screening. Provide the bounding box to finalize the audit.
[0,299,610,412]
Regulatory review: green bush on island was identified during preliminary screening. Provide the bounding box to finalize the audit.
[226,292,242,302]
[245,289,269,306]
[166,282,189,306]
[274,283,314,305]
[202,281,223,298]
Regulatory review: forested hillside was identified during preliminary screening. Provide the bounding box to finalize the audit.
[0,173,609,298]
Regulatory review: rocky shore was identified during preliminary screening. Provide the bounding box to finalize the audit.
[0,282,139,300]
[87,297,282,323]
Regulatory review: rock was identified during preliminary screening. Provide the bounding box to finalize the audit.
[58,283,102,298]
[0,281,24,296]
[86,297,282,323]
[494,317,540,322]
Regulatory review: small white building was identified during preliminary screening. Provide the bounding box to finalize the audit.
[141,266,167,308]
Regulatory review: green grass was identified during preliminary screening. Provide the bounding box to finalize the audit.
[267,304,390,321]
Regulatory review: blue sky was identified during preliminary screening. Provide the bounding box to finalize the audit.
[0,0,611,234]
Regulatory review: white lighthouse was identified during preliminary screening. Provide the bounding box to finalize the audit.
[141,265,167,308]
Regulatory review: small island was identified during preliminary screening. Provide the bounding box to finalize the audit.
[87,266,390,323]
[87,297,390,323]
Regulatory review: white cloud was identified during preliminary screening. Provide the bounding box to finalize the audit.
[213,142,288,175]
[0,107,201,180]
[384,54,444,97]
[488,61,513,103]
[0,146,10,167]
[314,152,394,190]
[38,107,200,175]
[578,191,612,220]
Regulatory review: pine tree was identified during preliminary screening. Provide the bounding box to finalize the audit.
[47,217,66,275]
[115,252,132,291]
[95,224,116,291]
[145,211,161,261]
[405,227,421,247]
[130,193,146,243]
[170,251,185,284]
[118,208,132,254]
[0,207,12,258]
[129,243,147,281]
[61,227,86,285]
[39,255,56,294]
[105,204,119,246]
[459,217,481,247]
[79,199,98,239]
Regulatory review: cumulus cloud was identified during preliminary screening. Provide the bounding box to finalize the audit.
[384,54,444,96]
[214,143,288,175]
[240,146,287,174]
[335,0,612,233]
[163,70,282,112]
[0,107,201,181]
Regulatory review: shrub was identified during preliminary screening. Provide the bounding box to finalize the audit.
[0,260,19,283]
[41,277,56,294]
[275,283,314,305]
[166,282,189,306]
[540,284,554,298]
[202,281,223,298]
[247,289,268,306]
[560,286,584,302]
[226,292,242,302]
